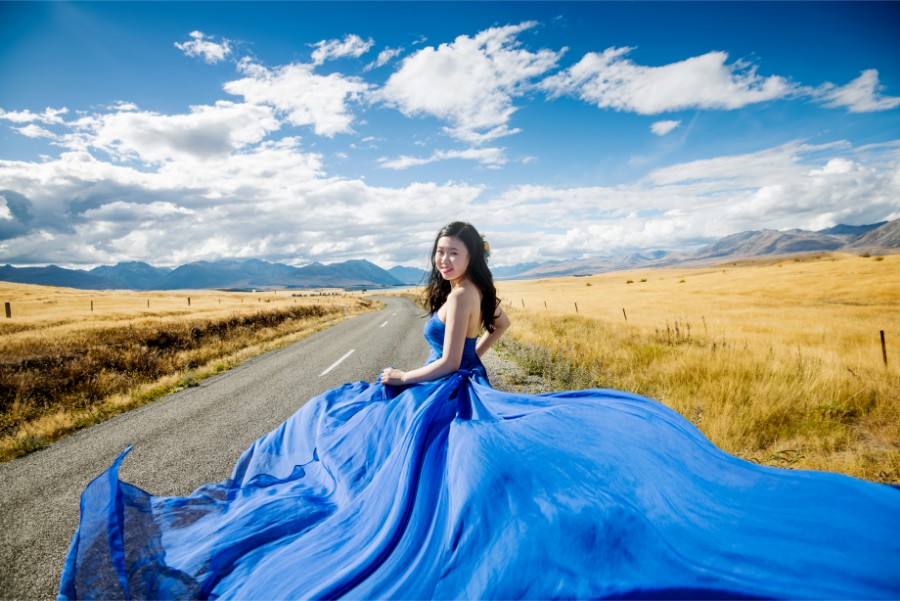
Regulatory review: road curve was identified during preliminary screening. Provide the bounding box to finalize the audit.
[0,296,429,600]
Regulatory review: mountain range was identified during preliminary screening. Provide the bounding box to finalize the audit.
[1,220,897,290]
[493,219,898,279]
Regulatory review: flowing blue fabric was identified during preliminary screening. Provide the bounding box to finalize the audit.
[60,314,900,600]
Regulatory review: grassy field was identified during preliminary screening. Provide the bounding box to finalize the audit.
[0,284,380,461]
[494,252,900,483]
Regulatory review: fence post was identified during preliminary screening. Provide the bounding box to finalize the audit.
[4,302,10,318]
[91,300,94,312]
[881,330,888,367]
[574,302,578,314]
[188,297,191,306]
[622,308,628,321]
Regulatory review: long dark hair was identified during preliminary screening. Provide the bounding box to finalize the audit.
[423,221,499,333]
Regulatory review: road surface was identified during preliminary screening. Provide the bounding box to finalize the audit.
[0,296,428,599]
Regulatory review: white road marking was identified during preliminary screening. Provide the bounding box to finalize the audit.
[379,321,389,328]
[319,349,355,376]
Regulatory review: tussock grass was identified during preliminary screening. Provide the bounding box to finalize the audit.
[0,284,379,461]
[496,253,900,483]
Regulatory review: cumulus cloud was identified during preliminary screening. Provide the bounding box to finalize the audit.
[651,120,681,136]
[815,69,900,113]
[378,147,507,170]
[225,59,369,137]
[175,31,232,64]
[311,34,374,65]
[541,47,794,114]
[476,140,900,261]
[0,189,34,240]
[0,145,486,267]
[2,22,898,269]
[379,22,564,143]
[79,101,281,164]
[0,107,68,124]
[1,136,898,268]
[16,124,58,139]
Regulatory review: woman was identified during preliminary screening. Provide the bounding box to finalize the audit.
[60,222,899,600]
[380,221,509,387]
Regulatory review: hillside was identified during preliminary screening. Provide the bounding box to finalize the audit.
[496,219,897,279]
[846,219,900,248]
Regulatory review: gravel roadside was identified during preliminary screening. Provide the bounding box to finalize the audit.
[480,347,549,394]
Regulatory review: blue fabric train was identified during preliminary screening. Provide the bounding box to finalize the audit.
[59,314,900,599]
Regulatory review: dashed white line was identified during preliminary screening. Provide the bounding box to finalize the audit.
[379,320,389,328]
[319,349,355,376]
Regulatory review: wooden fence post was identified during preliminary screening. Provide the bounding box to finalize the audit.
[881,330,888,367]
[574,302,578,314]
[91,300,94,312]
[188,297,191,306]
[4,302,10,318]
[622,308,628,321]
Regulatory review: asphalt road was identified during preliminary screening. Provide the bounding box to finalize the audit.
[0,296,429,600]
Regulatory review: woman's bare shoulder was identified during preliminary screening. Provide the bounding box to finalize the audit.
[449,283,481,306]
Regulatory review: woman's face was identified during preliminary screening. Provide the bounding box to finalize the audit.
[434,235,470,282]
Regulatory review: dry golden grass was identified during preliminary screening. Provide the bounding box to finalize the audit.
[495,252,900,483]
[0,283,380,461]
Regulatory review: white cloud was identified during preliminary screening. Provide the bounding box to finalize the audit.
[16,124,58,139]
[651,120,681,136]
[225,59,369,137]
[378,147,507,170]
[0,107,68,124]
[110,101,139,112]
[809,158,854,176]
[365,46,404,71]
[379,22,564,143]
[816,69,900,113]
[311,34,374,65]
[175,31,232,64]
[0,138,898,268]
[476,140,900,261]
[645,141,841,186]
[541,47,794,114]
[0,143,485,267]
[80,101,281,164]
[2,23,898,269]
[83,200,193,222]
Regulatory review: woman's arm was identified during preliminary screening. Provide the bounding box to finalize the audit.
[475,306,510,357]
[381,288,477,385]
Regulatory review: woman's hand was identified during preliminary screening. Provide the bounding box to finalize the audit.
[380,367,405,385]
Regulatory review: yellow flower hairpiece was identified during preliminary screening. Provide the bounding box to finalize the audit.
[482,236,491,260]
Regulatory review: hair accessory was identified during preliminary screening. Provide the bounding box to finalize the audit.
[482,236,491,261]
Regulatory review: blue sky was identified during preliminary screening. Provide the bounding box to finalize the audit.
[1,1,899,270]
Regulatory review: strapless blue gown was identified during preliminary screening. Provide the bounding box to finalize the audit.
[59,314,900,600]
